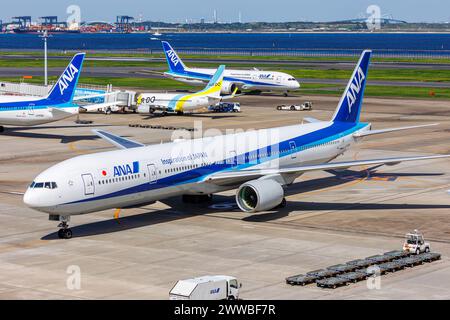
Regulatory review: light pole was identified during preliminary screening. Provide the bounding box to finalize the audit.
[40,30,51,86]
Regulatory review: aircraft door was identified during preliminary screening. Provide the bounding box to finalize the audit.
[28,105,34,116]
[289,141,297,159]
[81,174,95,196]
[147,164,158,184]
[228,151,238,168]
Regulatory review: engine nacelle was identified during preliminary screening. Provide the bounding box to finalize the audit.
[236,179,284,213]
[220,82,238,95]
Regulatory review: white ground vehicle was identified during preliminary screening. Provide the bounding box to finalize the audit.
[169,275,241,300]
[403,230,431,255]
[276,101,312,111]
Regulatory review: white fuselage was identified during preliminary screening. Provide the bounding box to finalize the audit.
[137,92,214,113]
[24,121,370,216]
[0,95,78,126]
[167,68,300,92]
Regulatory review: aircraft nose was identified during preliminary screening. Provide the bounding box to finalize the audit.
[23,189,40,209]
[23,190,37,208]
[293,81,301,89]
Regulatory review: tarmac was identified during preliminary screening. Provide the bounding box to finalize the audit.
[1,94,450,299]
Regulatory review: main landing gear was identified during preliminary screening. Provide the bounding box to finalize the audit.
[50,215,73,239]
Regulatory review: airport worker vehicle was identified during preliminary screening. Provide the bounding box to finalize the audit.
[169,276,241,300]
[403,230,431,255]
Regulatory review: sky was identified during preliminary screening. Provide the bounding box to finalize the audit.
[0,0,448,24]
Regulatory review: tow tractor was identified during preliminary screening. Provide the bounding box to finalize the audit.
[276,101,312,111]
[403,230,431,255]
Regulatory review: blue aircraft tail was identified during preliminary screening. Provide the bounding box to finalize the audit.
[162,41,187,74]
[332,50,371,123]
[46,53,85,104]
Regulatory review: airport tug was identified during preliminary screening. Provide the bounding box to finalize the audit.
[403,230,431,255]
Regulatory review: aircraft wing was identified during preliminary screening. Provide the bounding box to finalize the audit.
[92,130,145,149]
[203,154,450,184]
[353,123,438,138]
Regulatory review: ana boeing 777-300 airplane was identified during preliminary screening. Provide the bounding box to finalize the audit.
[0,53,117,132]
[137,65,236,115]
[24,50,448,239]
[161,41,300,96]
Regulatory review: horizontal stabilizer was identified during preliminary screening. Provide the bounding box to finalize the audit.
[353,123,438,138]
[93,130,145,149]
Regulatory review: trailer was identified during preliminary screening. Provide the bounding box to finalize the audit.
[417,252,441,263]
[376,261,405,274]
[306,269,340,279]
[337,272,368,283]
[346,258,374,269]
[395,255,424,268]
[285,274,318,286]
[316,277,349,289]
[169,275,241,300]
[383,250,410,260]
[365,254,393,265]
[327,264,357,274]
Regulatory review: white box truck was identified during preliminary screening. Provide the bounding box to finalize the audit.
[169,275,241,300]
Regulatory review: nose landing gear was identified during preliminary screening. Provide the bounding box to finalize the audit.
[50,215,73,239]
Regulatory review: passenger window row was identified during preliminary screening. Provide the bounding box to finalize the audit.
[99,174,142,185]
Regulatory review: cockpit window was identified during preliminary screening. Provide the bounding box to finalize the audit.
[288,78,297,81]
[31,182,57,189]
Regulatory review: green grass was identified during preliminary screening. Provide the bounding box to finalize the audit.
[2,50,450,64]
[1,76,448,99]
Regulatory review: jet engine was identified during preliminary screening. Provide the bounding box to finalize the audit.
[220,82,238,95]
[236,179,285,212]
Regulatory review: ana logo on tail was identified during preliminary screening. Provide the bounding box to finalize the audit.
[58,63,79,95]
[166,49,180,67]
[346,67,366,113]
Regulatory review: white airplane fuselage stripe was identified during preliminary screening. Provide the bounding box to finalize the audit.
[0,106,78,126]
[26,121,370,215]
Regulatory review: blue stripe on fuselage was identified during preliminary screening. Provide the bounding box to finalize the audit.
[0,100,77,111]
[66,122,367,205]
[167,70,285,88]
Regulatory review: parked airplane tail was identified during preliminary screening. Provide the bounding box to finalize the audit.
[200,65,225,99]
[162,41,187,74]
[331,50,371,123]
[46,53,85,104]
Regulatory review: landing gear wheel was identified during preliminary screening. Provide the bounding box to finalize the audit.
[284,92,289,97]
[58,228,72,239]
[105,107,112,115]
[57,217,72,239]
[0,126,4,133]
